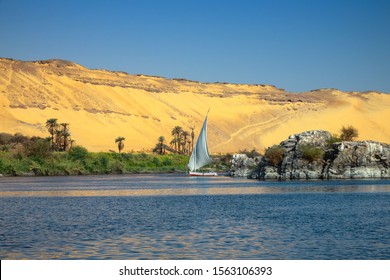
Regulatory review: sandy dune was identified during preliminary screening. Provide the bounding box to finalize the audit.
[0,58,389,153]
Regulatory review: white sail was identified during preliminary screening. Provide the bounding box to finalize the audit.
[188,113,212,172]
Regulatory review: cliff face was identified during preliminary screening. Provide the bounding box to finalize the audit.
[1,58,390,152]
[325,141,390,179]
[240,130,390,179]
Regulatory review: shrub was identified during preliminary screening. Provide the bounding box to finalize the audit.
[111,160,124,173]
[68,146,89,161]
[340,125,359,141]
[0,133,13,145]
[299,144,325,162]
[327,133,342,148]
[25,138,51,160]
[265,145,285,166]
[0,144,12,152]
[99,155,109,170]
[152,157,161,167]
[162,157,173,166]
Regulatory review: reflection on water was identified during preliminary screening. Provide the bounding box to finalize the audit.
[1,174,389,197]
[0,175,389,259]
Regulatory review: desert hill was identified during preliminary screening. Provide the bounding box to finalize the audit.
[0,58,389,152]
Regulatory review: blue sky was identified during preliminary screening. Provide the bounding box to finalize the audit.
[0,0,389,92]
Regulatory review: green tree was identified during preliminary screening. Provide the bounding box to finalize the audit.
[45,118,58,150]
[115,137,125,153]
[69,139,76,149]
[153,136,169,155]
[340,125,359,141]
[25,138,51,160]
[265,145,285,167]
[181,130,190,154]
[60,123,70,151]
[158,136,166,155]
[68,145,89,161]
[54,129,62,151]
[171,126,182,153]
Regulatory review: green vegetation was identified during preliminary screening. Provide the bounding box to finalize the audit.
[340,125,359,141]
[45,119,75,151]
[0,147,190,176]
[0,126,191,176]
[298,144,325,162]
[326,126,359,147]
[152,126,195,155]
[115,136,125,153]
[0,118,231,176]
[0,118,361,176]
[152,136,167,155]
[326,133,342,148]
[264,145,285,166]
[0,133,230,176]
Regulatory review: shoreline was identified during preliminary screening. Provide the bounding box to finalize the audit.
[1,171,389,181]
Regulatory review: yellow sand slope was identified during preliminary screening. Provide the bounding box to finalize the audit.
[0,58,389,152]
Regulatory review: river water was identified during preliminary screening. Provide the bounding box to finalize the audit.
[0,174,389,259]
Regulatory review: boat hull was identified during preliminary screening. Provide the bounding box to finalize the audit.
[189,171,218,177]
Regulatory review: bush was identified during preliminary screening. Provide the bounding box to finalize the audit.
[111,160,124,173]
[265,145,285,166]
[299,144,325,162]
[0,133,13,145]
[162,157,173,166]
[25,138,51,160]
[152,157,161,167]
[68,146,89,161]
[98,155,109,170]
[327,133,342,148]
[340,125,359,141]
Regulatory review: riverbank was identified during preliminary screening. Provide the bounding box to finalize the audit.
[0,151,231,177]
[0,151,184,176]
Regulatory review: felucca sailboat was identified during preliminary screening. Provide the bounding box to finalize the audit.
[187,110,218,176]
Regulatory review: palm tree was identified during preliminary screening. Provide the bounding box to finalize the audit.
[158,136,165,155]
[69,139,76,149]
[60,123,69,133]
[60,123,70,151]
[45,118,58,150]
[170,138,177,151]
[171,126,182,153]
[153,136,166,155]
[54,129,63,151]
[181,130,190,154]
[115,137,125,153]
[62,131,71,151]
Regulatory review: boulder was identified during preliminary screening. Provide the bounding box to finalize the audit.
[229,153,262,177]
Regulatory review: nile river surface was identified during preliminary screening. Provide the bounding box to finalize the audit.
[0,174,389,259]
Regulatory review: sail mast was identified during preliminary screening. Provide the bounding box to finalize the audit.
[187,110,212,172]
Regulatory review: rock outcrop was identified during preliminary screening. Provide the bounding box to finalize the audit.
[229,153,261,178]
[232,130,390,179]
[324,141,390,179]
[277,130,331,180]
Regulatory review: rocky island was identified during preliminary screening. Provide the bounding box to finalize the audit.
[230,130,390,180]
